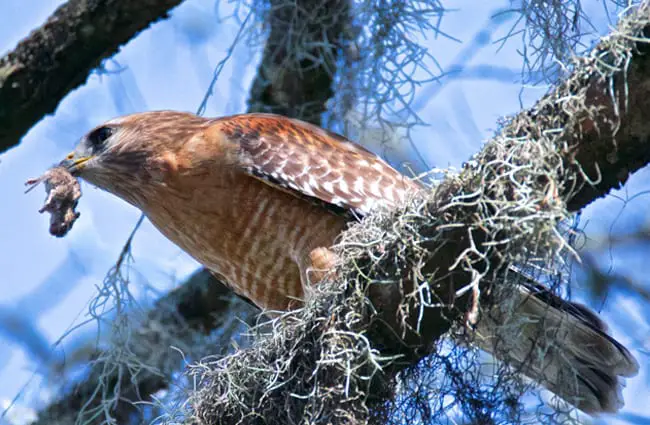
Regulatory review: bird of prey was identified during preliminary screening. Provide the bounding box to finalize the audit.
[60,111,637,414]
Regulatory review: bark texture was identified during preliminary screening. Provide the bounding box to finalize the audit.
[0,0,184,154]
[564,30,650,211]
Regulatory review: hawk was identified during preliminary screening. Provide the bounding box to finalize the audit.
[60,111,637,414]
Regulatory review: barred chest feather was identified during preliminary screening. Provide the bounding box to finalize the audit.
[141,170,347,311]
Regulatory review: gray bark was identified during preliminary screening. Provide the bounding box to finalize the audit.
[0,0,185,154]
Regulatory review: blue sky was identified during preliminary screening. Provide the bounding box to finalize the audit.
[0,1,648,424]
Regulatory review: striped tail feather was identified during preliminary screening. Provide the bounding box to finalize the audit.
[474,281,639,414]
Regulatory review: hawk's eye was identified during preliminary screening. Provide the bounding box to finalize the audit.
[87,126,114,151]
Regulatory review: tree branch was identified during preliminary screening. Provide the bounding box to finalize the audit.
[246,0,352,125]
[562,28,650,211]
[0,0,185,154]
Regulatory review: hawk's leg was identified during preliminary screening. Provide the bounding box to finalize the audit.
[299,246,339,303]
[307,247,338,285]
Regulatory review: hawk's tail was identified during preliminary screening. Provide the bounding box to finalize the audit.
[474,282,639,414]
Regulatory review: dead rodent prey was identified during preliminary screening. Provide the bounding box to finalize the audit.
[25,166,81,237]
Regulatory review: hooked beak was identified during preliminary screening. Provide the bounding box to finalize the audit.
[59,151,93,175]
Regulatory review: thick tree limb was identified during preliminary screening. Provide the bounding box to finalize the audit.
[0,0,185,154]
[562,30,650,211]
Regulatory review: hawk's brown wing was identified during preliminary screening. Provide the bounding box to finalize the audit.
[213,113,423,217]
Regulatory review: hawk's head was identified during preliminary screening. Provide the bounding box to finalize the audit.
[60,111,212,204]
